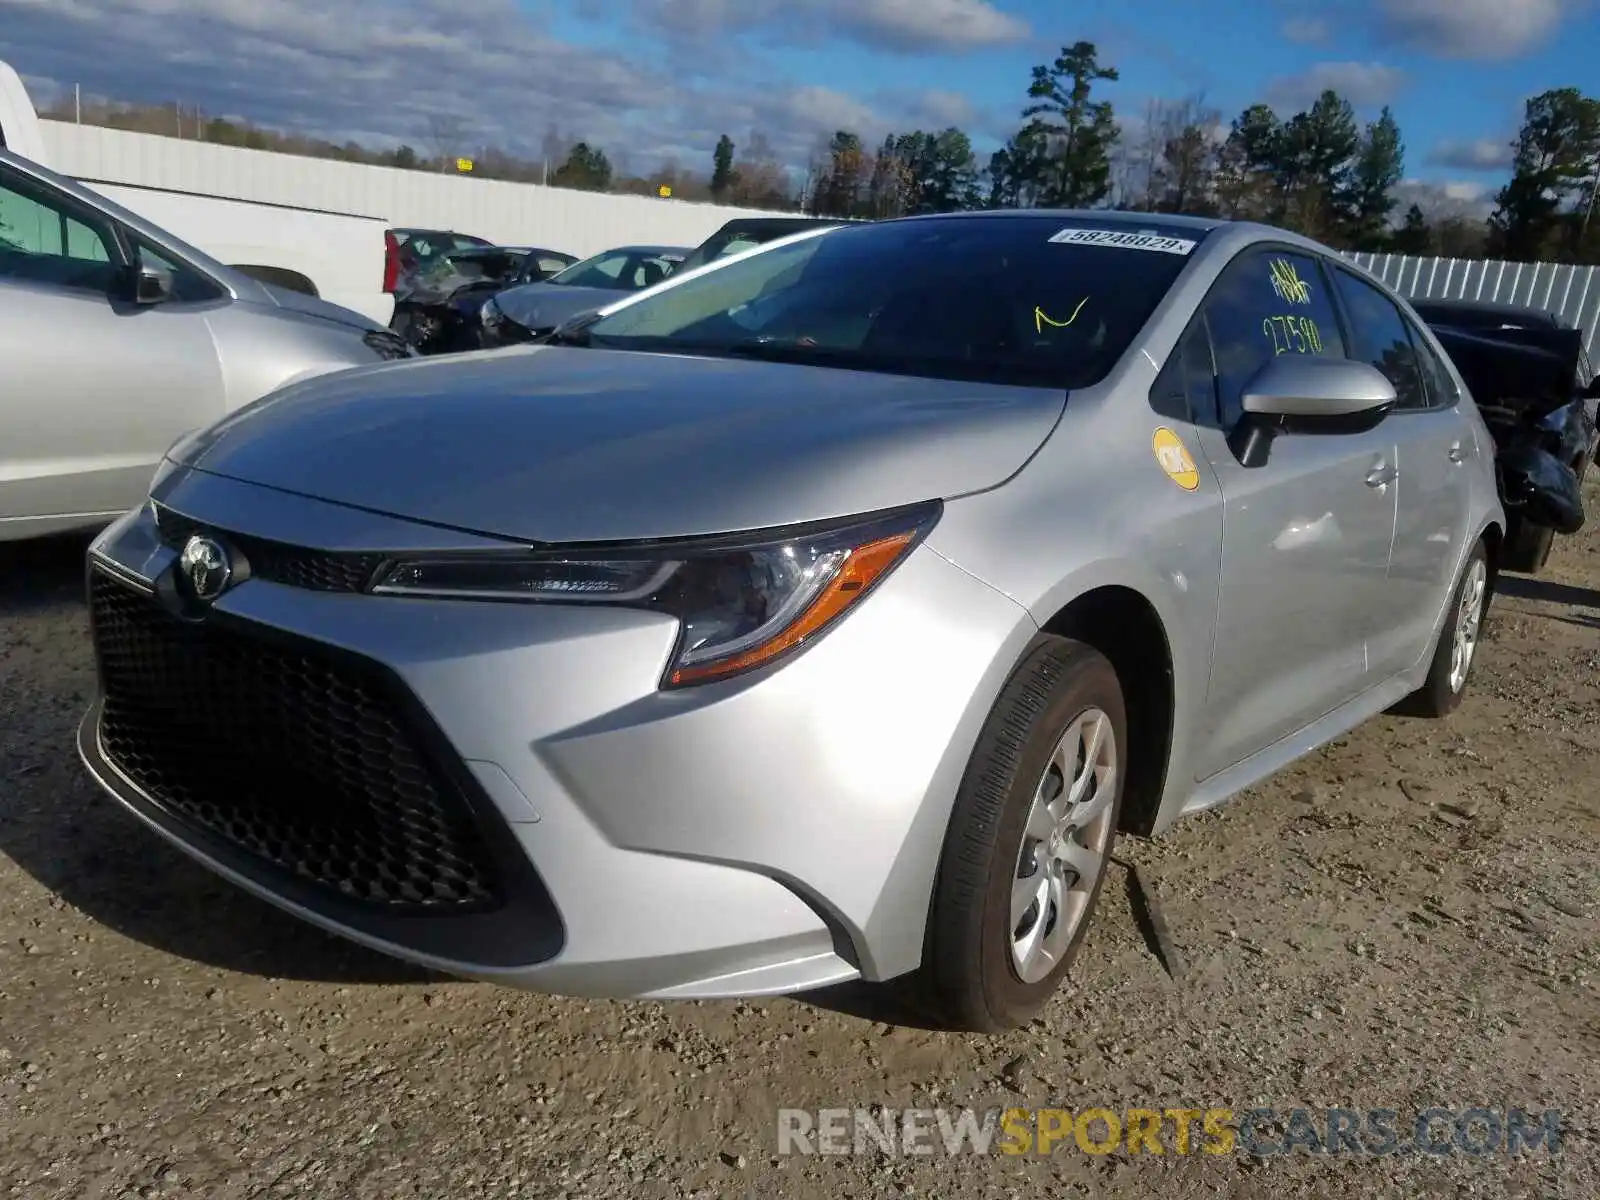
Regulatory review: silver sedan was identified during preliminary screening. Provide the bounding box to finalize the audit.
[78,210,1504,1032]
[0,148,410,541]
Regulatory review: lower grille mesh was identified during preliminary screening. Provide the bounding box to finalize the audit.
[90,571,500,912]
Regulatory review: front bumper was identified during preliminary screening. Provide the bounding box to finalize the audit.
[77,473,1034,998]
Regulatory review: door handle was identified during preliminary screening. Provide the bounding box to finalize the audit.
[1448,441,1464,463]
[1366,464,1398,488]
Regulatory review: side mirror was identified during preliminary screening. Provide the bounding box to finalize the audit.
[133,261,174,305]
[1230,356,1397,468]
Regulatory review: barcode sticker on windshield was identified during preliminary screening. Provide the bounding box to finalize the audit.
[1048,228,1197,255]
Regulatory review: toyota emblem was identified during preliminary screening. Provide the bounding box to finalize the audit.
[178,534,233,602]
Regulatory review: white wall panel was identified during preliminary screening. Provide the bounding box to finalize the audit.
[39,120,791,258]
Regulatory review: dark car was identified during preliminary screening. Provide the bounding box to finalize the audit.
[480,244,688,346]
[673,216,844,276]
[1418,300,1599,573]
[383,227,494,296]
[391,245,578,353]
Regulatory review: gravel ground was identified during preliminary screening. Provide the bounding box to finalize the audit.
[2,488,1597,1200]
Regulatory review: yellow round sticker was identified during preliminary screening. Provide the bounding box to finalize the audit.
[1151,427,1200,491]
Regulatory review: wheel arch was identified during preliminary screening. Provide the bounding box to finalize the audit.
[1039,585,1176,838]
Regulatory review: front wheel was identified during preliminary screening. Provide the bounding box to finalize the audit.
[917,636,1126,1033]
[1394,539,1490,718]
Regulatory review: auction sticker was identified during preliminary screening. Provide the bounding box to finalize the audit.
[1048,227,1197,255]
[1151,427,1200,490]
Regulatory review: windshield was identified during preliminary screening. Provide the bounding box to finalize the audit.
[582,216,1203,388]
[547,249,680,292]
[676,232,764,275]
[398,232,491,272]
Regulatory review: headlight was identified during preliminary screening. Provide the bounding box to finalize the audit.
[370,503,940,687]
[480,297,504,328]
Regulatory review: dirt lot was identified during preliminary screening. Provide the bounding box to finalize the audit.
[2,492,1597,1200]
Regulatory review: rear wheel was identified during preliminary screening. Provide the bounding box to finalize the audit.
[1394,539,1489,718]
[918,636,1126,1033]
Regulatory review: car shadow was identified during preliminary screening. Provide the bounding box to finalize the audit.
[0,530,95,612]
[0,536,445,988]
[1495,574,1600,610]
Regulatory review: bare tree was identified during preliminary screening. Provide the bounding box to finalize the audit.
[1154,94,1223,214]
[423,113,469,172]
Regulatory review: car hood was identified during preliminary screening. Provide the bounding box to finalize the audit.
[495,283,619,332]
[261,283,382,333]
[173,346,1066,543]
[1431,324,1582,418]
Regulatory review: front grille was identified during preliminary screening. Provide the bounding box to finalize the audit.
[153,505,383,593]
[90,571,500,912]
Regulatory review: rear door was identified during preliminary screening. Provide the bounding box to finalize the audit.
[1185,247,1400,778]
[0,162,223,534]
[1330,265,1477,677]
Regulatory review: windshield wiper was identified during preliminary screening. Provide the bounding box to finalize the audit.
[545,326,591,347]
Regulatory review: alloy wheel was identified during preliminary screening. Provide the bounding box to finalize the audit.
[1009,707,1118,984]
[1448,557,1488,693]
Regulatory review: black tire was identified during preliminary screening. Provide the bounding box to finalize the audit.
[917,635,1127,1033]
[1393,539,1490,718]
[1500,512,1553,574]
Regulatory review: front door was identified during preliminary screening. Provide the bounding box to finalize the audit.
[1184,247,1399,779]
[0,162,223,535]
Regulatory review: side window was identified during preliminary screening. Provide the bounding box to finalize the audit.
[1149,319,1217,425]
[0,168,123,294]
[132,239,225,304]
[1202,249,1347,427]
[1331,269,1426,411]
[1405,320,1459,409]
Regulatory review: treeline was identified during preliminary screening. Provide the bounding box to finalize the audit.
[802,42,1600,263]
[39,45,1600,263]
[37,95,803,211]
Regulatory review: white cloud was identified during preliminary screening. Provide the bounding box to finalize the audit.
[631,0,1029,52]
[1428,136,1516,172]
[0,0,987,176]
[1264,61,1407,112]
[1374,0,1572,60]
[1281,15,1332,44]
[842,0,1030,50]
[1394,177,1495,219]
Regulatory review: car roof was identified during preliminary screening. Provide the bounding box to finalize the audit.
[713,217,840,232]
[1409,298,1567,327]
[603,245,690,259]
[887,208,1231,234]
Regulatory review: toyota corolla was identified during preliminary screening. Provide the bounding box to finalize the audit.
[79,211,1503,1032]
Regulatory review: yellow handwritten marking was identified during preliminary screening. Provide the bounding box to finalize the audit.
[1151,427,1200,491]
[1035,296,1089,333]
[1262,314,1325,355]
[1268,259,1312,305]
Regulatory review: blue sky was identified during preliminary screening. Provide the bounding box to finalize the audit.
[2,0,1596,213]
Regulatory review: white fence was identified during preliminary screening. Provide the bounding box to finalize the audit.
[1345,251,1600,358]
[34,118,1600,355]
[38,120,787,258]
